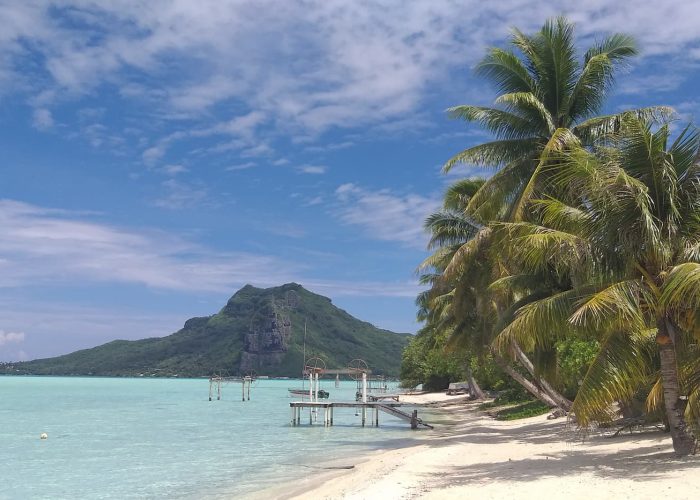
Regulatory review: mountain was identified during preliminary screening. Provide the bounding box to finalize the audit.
[8,283,411,377]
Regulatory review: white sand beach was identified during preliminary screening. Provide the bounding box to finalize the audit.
[259,393,700,500]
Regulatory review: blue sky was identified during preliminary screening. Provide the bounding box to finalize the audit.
[2,1,700,361]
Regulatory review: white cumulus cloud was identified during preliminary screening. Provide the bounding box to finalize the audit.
[0,330,25,346]
[334,184,440,249]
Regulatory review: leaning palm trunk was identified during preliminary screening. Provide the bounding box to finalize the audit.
[511,341,573,412]
[491,349,558,408]
[657,317,695,456]
[466,365,486,400]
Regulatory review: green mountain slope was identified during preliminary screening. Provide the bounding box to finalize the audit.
[9,283,411,377]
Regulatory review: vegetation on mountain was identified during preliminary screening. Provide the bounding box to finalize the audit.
[8,283,409,378]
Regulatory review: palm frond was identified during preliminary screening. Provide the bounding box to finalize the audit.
[530,197,589,233]
[570,279,648,331]
[583,33,637,64]
[573,107,675,144]
[567,33,637,122]
[446,106,535,140]
[661,262,700,312]
[443,178,486,211]
[442,227,493,282]
[511,127,580,220]
[495,221,586,275]
[567,53,615,123]
[475,47,536,94]
[493,288,585,353]
[443,138,539,173]
[495,92,555,134]
[573,328,656,426]
[464,158,534,221]
[425,211,481,250]
[533,17,578,121]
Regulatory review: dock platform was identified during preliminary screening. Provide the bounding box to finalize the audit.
[289,401,433,429]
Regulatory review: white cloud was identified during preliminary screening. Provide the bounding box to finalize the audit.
[1,1,699,152]
[32,108,53,130]
[0,199,299,292]
[153,180,208,210]
[674,100,699,123]
[297,164,327,175]
[0,330,25,346]
[142,144,166,165]
[240,143,273,158]
[303,196,324,206]
[225,162,256,171]
[334,184,440,248]
[265,223,307,239]
[0,298,187,360]
[304,141,354,153]
[0,198,429,300]
[216,111,266,140]
[161,164,188,175]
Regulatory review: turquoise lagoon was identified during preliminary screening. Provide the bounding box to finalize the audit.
[0,377,423,499]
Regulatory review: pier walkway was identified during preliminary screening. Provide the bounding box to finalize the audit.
[289,401,434,429]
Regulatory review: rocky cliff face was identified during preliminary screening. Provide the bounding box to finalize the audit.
[239,290,298,373]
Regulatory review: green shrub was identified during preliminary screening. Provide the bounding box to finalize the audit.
[496,400,550,420]
[556,338,599,398]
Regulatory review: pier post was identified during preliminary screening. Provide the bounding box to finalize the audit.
[309,372,314,401]
[361,372,367,426]
[330,406,334,426]
[314,372,319,402]
[247,378,251,401]
[375,407,379,427]
[209,380,213,401]
[241,380,245,402]
[217,380,221,400]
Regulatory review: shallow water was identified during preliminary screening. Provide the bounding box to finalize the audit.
[0,377,422,499]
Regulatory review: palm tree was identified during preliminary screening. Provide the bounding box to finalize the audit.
[444,16,672,222]
[429,16,671,415]
[495,115,700,455]
[418,179,572,409]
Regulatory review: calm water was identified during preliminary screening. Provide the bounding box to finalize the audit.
[0,377,422,499]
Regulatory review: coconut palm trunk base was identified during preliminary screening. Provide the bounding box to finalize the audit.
[466,365,486,400]
[511,341,573,412]
[492,351,559,409]
[657,323,695,457]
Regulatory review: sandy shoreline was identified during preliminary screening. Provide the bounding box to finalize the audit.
[250,392,700,499]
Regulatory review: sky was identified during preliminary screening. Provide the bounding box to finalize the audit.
[2,0,700,361]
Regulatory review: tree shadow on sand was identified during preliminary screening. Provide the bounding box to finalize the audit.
[423,442,697,489]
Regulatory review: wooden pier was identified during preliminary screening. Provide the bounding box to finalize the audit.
[289,401,433,429]
[208,375,254,401]
[291,359,433,430]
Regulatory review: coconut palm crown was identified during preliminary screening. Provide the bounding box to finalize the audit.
[444,16,672,222]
